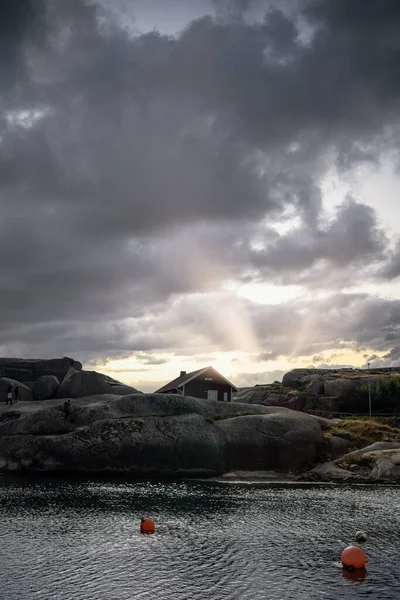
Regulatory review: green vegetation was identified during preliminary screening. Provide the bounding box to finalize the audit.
[329,371,400,380]
[345,384,370,413]
[375,376,400,411]
[345,375,400,414]
[340,454,372,467]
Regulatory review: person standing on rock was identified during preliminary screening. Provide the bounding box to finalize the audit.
[63,398,71,420]
[5,385,13,405]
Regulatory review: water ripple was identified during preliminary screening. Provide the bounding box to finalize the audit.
[0,478,399,599]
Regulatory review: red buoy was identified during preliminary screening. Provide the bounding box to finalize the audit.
[140,518,155,534]
[341,545,366,570]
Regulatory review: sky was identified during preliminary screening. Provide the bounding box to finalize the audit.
[1,0,400,392]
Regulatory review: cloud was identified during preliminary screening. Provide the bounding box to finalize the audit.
[380,241,400,280]
[235,369,286,387]
[243,196,388,283]
[0,0,399,372]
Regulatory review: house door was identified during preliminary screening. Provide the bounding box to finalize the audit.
[207,389,218,401]
[223,392,228,402]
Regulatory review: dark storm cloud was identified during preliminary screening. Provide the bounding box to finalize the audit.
[244,197,388,283]
[0,0,400,363]
[380,241,400,280]
[0,0,47,90]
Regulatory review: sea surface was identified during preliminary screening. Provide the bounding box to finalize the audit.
[0,477,399,600]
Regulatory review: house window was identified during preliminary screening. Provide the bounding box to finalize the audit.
[207,390,218,401]
[205,377,213,381]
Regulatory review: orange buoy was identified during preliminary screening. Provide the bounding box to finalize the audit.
[140,518,155,534]
[341,545,367,570]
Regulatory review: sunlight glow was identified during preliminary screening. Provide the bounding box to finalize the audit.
[231,282,303,305]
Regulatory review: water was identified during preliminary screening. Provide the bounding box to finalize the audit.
[0,478,399,599]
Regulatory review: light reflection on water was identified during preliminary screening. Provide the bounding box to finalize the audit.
[0,478,399,599]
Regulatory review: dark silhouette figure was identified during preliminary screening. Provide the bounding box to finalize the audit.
[63,399,71,420]
[5,385,13,405]
[14,386,19,403]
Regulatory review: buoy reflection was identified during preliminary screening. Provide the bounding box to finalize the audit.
[342,567,367,583]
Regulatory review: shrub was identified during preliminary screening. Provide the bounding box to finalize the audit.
[344,384,370,413]
[344,376,400,414]
[375,376,400,412]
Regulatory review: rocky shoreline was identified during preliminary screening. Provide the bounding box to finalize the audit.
[0,359,399,483]
[0,392,399,484]
[0,394,323,476]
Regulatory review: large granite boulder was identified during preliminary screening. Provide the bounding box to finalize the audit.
[57,369,141,398]
[0,357,81,384]
[336,441,399,460]
[0,394,325,475]
[369,449,400,480]
[323,378,358,398]
[106,384,142,395]
[335,442,400,481]
[233,385,276,405]
[234,367,400,418]
[306,376,324,396]
[306,461,351,481]
[324,435,351,458]
[0,378,32,402]
[98,374,141,395]
[32,375,59,400]
[57,369,109,398]
[281,369,311,388]
[216,410,323,472]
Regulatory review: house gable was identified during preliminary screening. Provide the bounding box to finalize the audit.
[155,366,237,394]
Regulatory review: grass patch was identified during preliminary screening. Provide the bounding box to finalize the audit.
[340,455,372,467]
[329,417,398,449]
[327,372,400,380]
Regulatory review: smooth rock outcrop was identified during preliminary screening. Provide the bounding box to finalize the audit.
[0,394,324,475]
[323,379,358,398]
[336,441,399,460]
[57,369,109,398]
[306,461,351,481]
[334,442,400,481]
[369,450,400,480]
[235,366,400,416]
[0,357,81,384]
[32,375,59,400]
[217,410,322,472]
[306,376,324,396]
[281,369,311,388]
[57,369,141,398]
[106,384,142,395]
[324,435,351,458]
